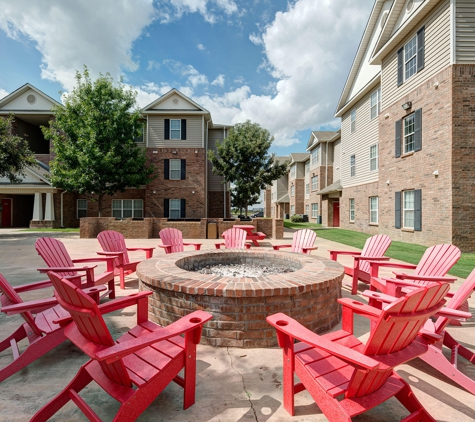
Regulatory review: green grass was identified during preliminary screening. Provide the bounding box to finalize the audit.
[284,221,475,279]
[19,228,80,233]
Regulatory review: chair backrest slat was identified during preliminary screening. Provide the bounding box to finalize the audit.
[36,237,77,277]
[414,244,461,281]
[159,228,185,253]
[358,235,391,274]
[97,230,131,265]
[223,228,248,249]
[291,229,317,254]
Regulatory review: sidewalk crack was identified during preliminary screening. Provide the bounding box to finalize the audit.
[227,347,258,421]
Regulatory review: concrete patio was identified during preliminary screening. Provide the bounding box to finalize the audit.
[0,228,474,421]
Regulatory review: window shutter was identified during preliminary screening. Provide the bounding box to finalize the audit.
[395,191,401,229]
[164,199,169,218]
[181,159,186,180]
[397,47,404,87]
[164,119,170,140]
[417,27,425,72]
[180,199,186,218]
[414,189,422,231]
[164,159,170,180]
[414,108,422,152]
[395,119,402,158]
[181,119,187,140]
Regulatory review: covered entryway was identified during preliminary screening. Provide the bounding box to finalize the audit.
[316,180,342,228]
[1,198,12,227]
[332,201,340,227]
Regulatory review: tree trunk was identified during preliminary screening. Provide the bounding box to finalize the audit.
[98,194,103,217]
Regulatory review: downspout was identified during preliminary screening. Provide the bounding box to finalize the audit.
[223,127,226,218]
[60,191,66,227]
[205,118,209,217]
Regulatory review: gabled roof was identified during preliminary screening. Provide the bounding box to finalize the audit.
[273,156,289,165]
[316,180,342,195]
[289,153,309,165]
[275,193,289,203]
[306,130,340,150]
[0,83,61,113]
[142,88,209,112]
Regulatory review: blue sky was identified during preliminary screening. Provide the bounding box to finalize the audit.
[0,0,374,157]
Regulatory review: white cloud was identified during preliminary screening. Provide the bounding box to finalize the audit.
[147,60,161,71]
[0,0,155,91]
[0,88,8,100]
[197,43,206,50]
[159,0,238,24]
[211,74,225,87]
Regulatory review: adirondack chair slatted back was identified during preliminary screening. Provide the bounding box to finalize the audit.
[48,272,132,387]
[412,244,461,283]
[97,230,131,266]
[346,283,450,398]
[358,235,391,274]
[0,273,40,336]
[159,228,185,253]
[223,228,248,249]
[291,229,317,254]
[434,269,475,334]
[36,237,77,278]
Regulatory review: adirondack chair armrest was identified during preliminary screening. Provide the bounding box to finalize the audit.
[96,310,213,363]
[272,244,292,250]
[354,256,390,262]
[266,313,379,370]
[1,296,58,315]
[13,279,53,293]
[418,329,444,343]
[158,244,173,254]
[126,247,155,258]
[72,256,118,265]
[393,273,457,283]
[329,250,362,259]
[435,306,471,321]
[98,291,153,315]
[362,290,398,304]
[302,247,318,253]
[366,260,417,278]
[38,265,96,273]
[183,243,202,250]
[215,243,224,249]
[245,242,253,249]
[338,297,382,318]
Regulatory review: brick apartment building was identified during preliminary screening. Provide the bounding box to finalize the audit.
[334,0,475,252]
[0,84,231,228]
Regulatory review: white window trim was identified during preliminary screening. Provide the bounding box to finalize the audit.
[350,155,356,177]
[169,199,181,219]
[349,198,355,222]
[369,196,378,224]
[311,203,318,219]
[350,109,356,133]
[170,159,181,180]
[370,88,380,120]
[311,175,318,191]
[403,190,415,229]
[77,199,87,219]
[404,35,418,81]
[370,144,378,171]
[170,119,181,140]
[112,199,143,219]
[403,114,415,154]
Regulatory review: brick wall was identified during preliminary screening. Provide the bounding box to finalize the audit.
[290,178,305,214]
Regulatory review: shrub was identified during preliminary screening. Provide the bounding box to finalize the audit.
[290,214,304,222]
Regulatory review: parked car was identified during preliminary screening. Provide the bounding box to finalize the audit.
[251,211,264,218]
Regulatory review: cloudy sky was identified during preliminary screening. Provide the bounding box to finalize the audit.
[0,0,374,157]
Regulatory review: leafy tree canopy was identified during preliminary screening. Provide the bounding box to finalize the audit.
[0,114,37,183]
[42,67,157,215]
[208,120,288,215]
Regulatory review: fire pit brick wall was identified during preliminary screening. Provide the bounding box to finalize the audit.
[137,250,344,348]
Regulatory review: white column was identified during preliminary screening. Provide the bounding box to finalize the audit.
[32,193,43,220]
[44,193,55,220]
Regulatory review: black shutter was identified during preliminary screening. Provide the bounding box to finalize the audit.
[414,108,422,152]
[414,189,422,231]
[164,199,169,218]
[180,199,186,218]
[181,119,187,140]
[395,119,402,158]
[397,47,404,87]
[417,27,425,72]
[164,159,170,180]
[395,191,401,229]
[164,119,170,140]
[181,159,186,180]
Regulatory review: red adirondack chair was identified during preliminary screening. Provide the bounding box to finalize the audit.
[368,244,461,301]
[267,282,450,421]
[329,234,391,294]
[158,227,202,254]
[35,237,116,300]
[215,227,252,249]
[0,273,68,383]
[31,272,212,421]
[364,271,475,395]
[97,230,155,289]
[272,229,318,254]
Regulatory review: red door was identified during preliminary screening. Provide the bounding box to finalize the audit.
[332,201,340,227]
[1,198,12,227]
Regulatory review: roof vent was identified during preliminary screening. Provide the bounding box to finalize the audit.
[406,0,414,12]
[380,11,388,28]
[27,94,36,104]
[172,98,179,106]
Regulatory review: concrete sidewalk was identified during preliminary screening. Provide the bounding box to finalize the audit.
[0,229,474,421]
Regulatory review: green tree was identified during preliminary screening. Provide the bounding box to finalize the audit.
[0,114,37,183]
[42,67,157,216]
[208,120,288,216]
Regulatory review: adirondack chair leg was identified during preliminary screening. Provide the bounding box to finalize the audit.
[0,325,65,383]
[119,267,126,290]
[443,331,475,363]
[183,334,198,410]
[31,364,94,422]
[394,376,436,421]
[108,279,116,299]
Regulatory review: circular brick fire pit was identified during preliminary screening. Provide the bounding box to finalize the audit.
[137,249,344,348]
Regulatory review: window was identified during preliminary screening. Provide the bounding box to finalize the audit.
[349,199,355,221]
[77,199,87,219]
[305,161,310,174]
[311,175,318,191]
[291,185,295,197]
[369,196,378,224]
[350,109,356,133]
[398,27,425,86]
[164,198,186,218]
[305,183,309,195]
[395,109,422,157]
[290,165,296,179]
[395,190,421,231]
[164,119,186,140]
[305,204,309,216]
[311,145,320,165]
[112,199,143,219]
[350,155,356,177]
[135,124,145,143]
[311,203,318,218]
[370,88,381,120]
[291,205,295,215]
[370,144,378,171]
[169,199,181,218]
[164,159,186,180]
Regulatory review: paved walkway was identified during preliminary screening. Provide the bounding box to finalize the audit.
[0,229,474,421]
